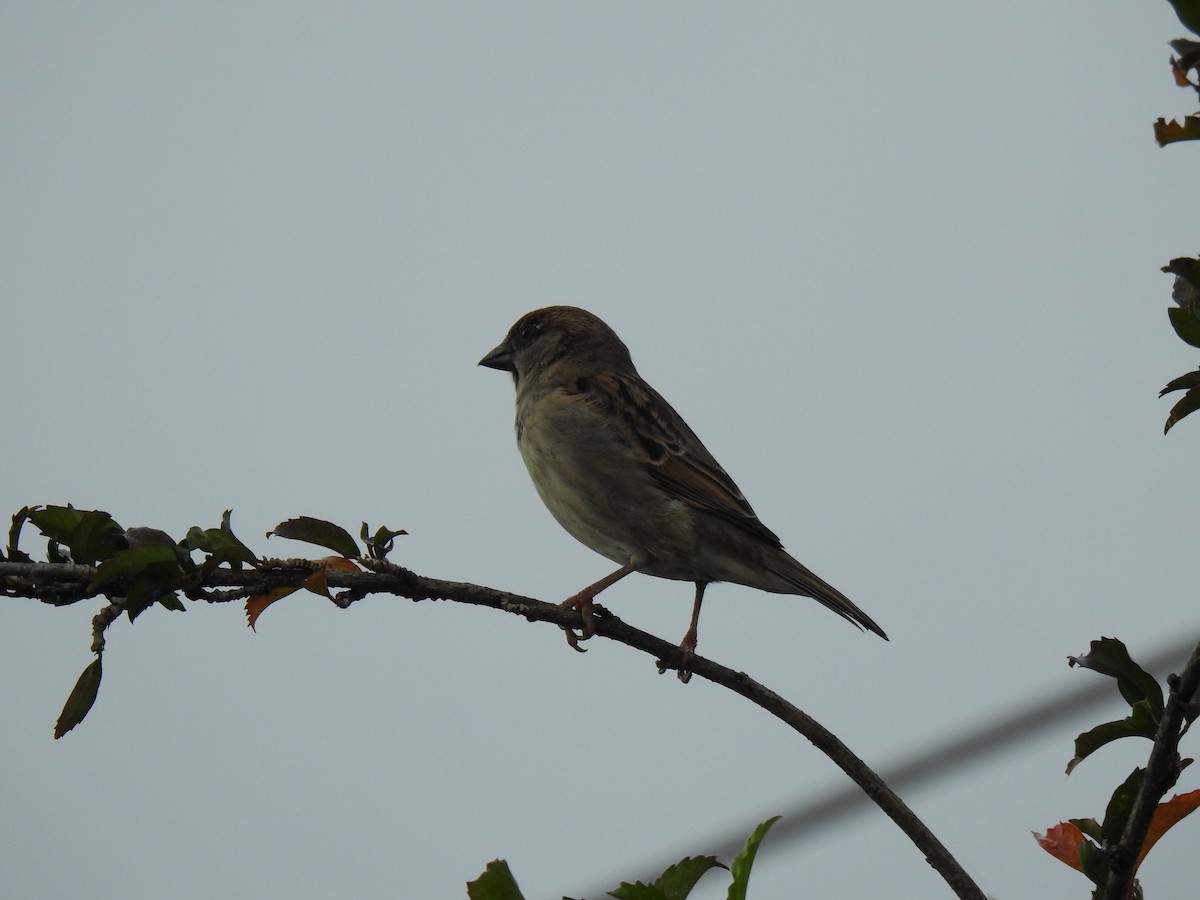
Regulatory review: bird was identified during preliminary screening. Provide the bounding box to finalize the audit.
[478,306,886,680]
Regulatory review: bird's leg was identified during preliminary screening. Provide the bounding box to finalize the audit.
[561,564,636,652]
[677,581,706,683]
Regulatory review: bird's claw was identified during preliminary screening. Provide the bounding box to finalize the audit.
[677,650,694,683]
[656,633,696,683]
[563,627,589,652]
[560,592,597,652]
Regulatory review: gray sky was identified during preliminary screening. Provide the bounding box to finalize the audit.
[3,3,1199,898]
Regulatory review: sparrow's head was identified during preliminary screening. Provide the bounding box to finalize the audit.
[479,306,634,386]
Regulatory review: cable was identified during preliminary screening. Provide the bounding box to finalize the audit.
[577,635,1197,894]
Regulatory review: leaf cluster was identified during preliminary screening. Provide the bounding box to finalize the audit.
[1159,257,1200,431]
[2,505,405,737]
[466,817,778,900]
[1035,639,1200,898]
[9,505,256,616]
[1155,12,1200,431]
[1155,1,1200,145]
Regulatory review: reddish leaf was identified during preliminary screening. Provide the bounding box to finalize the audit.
[1136,789,1200,868]
[1034,821,1086,872]
[245,557,361,629]
[1174,59,1193,87]
[304,567,332,599]
[245,586,299,631]
[303,556,361,598]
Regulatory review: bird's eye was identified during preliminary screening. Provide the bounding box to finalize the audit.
[513,320,540,347]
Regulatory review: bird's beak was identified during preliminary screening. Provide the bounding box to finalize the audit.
[478,341,515,372]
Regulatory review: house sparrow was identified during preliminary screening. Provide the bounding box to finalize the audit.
[479,306,886,680]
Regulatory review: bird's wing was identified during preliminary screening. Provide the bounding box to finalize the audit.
[571,372,785,548]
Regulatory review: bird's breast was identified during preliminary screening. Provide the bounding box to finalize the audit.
[513,388,697,574]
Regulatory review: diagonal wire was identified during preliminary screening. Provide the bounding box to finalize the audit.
[579,635,1196,896]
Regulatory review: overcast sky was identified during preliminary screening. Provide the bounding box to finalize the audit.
[4,3,1200,898]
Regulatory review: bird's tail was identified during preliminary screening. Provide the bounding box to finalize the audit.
[766,556,888,640]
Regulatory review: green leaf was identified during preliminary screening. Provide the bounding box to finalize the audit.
[361,522,407,560]
[184,526,209,550]
[1168,306,1200,348]
[54,658,102,739]
[653,856,726,900]
[27,505,86,545]
[46,538,68,564]
[1164,255,1200,286]
[123,561,189,621]
[727,816,780,900]
[466,859,526,900]
[1068,639,1164,719]
[1165,0,1200,37]
[88,543,182,591]
[268,516,360,559]
[68,510,127,566]
[210,541,258,569]
[1067,701,1160,774]
[1101,768,1146,846]
[1164,386,1200,433]
[1160,369,1200,395]
[1163,256,1200,312]
[1077,834,1109,888]
[157,593,186,612]
[1069,818,1103,842]
[6,505,35,562]
[185,519,257,572]
[607,884,668,900]
[27,505,129,564]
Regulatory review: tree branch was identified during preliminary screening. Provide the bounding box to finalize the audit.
[1,558,986,900]
[1102,638,1200,900]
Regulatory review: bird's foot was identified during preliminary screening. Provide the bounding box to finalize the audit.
[676,646,695,683]
[656,627,697,683]
[560,591,597,653]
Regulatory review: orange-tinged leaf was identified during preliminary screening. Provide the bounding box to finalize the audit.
[1034,821,1086,872]
[304,567,331,598]
[1173,59,1194,87]
[303,556,361,598]
[246,557,361,628]
[1136,789,1200,867]
[319,555,361,572]
[246,586,299,631]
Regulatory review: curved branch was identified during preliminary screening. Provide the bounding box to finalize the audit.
[1,558,986,899]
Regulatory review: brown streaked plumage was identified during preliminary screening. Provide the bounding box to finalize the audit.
[479,306,886,680]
